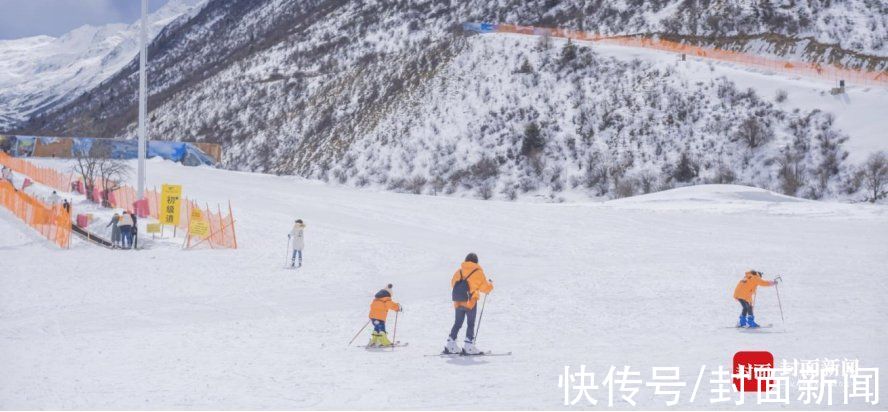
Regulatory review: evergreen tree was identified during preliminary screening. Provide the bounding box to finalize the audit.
[521,123,545,157]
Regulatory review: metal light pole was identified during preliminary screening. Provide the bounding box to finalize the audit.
[137,0,148,199]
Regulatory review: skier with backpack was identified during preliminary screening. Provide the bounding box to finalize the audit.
[367,284,402,347]
[445,253,493,355]
[733,270,780,328]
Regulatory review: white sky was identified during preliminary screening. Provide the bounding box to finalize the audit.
[0,0,168,39]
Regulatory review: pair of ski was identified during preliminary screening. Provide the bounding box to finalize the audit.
[359,342,410,350]
[356,342,511,356]
[725,324,781,333]
[726,323,773,329]
[425,350,512,357]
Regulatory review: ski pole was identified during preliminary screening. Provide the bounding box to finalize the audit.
[347,319,371,346]
[284,236,291,267]
[775,279,786,331]
[474,293,488,343]
[391,311,399,351]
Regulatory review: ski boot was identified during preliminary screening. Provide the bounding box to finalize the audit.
[738,316,748,328]
[443,337,460,354]
[376,332,393,347]
[746,315,761,328]
[462,339,481,355]
[367,332,380,347]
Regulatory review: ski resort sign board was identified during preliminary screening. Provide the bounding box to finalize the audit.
[160,184,182,226]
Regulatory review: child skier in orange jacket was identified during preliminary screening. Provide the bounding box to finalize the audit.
[368,284,402,347]
[733,270,779,328]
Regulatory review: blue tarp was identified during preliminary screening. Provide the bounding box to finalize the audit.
[462,22,497,33]
[1,135,216,166]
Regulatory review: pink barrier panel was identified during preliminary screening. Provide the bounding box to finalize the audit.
[133,199,149,218]
[76,214,88,228]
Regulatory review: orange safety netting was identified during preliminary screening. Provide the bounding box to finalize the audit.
[2,152,237,249]
[182,200,238,250]
[495,24,888,87]
[0,151,75,192]
[0,180,71,248]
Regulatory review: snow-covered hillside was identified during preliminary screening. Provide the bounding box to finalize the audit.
[1,159,886,409]
[6,0,887,202]
[0,0,205,129]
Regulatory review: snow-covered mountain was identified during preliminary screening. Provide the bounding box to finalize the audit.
[0,0,206,129]
[7,0,888,202]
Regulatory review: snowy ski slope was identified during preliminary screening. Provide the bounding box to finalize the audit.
[1,159,886,409]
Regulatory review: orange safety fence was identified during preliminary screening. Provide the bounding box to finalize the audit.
[0,151,75,192]
[182,200,238,250]
[109,185,237,249]
[2,152,237,249]
[493,24,888,87]
[0,180,71,248]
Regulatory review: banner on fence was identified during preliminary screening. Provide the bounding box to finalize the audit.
[188,208,209,237]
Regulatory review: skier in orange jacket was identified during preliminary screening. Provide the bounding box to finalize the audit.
[733,270,779,328]
[368,284,401,347]
[445,253,493,355]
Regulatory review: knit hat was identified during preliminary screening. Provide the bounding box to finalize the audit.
[374,283,393,299]
[465,253,478,264]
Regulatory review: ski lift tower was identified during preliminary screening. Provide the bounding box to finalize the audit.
[137,0,148,200]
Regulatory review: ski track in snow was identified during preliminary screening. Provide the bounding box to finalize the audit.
[1,159,887,409]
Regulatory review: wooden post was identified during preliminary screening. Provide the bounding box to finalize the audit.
[228,200,237,249]
[216,203,226,247]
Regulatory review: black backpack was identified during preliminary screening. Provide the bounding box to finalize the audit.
[452,268,479,302]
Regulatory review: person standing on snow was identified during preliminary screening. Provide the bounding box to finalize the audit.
[367,284,402,347]
[733,270,779,328]
[288,219,306,268]
[48,190,61,205]
[445,253,493,355]
[1,166,13,184]
[107,213,121,248]
[131,212,139,250]
[118,211,134,249]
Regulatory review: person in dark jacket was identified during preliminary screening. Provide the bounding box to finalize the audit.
[131,213,139,249]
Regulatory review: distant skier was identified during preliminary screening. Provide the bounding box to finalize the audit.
[445,253,493,355]
[48,190,61,205]
[288,219,306,268]
[367,284,402,347]
[1,166,13,184]
[733,270,779,328]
